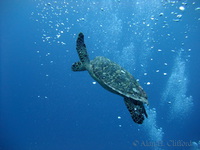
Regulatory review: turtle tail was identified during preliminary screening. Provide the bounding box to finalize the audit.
[124,97,148,124]
[76,32,90,65]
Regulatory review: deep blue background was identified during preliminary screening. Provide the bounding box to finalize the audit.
[1,0,200,150]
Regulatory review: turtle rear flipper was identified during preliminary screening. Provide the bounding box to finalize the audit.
[124,97,148,124]
[76,32,90,65]
[71,61,86,71]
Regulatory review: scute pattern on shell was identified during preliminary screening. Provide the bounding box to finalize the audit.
[91,56,148,104]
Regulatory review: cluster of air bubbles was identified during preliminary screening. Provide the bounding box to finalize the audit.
[37,95,48,99]
[143,108,164,143]
[31,1,80,45]
[117,116,122,127]
[77,17,85,22]
[172,12,183,22]
[192,0,200,14]
[160,1,187,22]
[155,69,167,76]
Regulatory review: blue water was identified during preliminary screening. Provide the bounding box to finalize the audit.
[1,0,200,150]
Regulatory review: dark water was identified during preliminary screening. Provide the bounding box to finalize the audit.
[1,0,200,150]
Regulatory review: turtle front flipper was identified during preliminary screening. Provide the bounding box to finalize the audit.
[71,61,86,71]
[76,32,90,65]
[124,97,148,124]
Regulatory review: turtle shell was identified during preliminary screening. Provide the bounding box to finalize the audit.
[91,56,148,104]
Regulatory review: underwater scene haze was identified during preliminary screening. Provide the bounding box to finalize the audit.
[0,0,200,150]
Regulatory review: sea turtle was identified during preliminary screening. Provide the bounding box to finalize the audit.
[72,33,148,124]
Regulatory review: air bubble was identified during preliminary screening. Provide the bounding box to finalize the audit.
[159,13,164,16]
[147,82,151,85]
[118,116,121,119]
[179,6,185,11]
[177,14,182,18]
